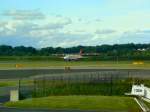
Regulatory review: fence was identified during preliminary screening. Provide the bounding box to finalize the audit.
[18,71,150,99]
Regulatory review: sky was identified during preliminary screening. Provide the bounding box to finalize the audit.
[0,0,150,48]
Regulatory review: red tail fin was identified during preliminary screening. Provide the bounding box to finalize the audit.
[79,49,83,56]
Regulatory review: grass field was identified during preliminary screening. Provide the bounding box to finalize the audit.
[0,60,150,69]
[5,96,141,111]
[0,79,33,87]
[32,79,133,97]
[143,100,150,109]
[0,80,18,87]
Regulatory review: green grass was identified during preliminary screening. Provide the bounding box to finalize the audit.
[0,80,18,87]
[143,100,150,109]
[33,79,132,97]
[5,96,141,111]
[0,79,33,87]
[0,60,150,69]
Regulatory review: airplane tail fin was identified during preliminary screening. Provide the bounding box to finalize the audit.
[79,49,83,56]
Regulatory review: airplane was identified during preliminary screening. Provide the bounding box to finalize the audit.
[63,49,84,61]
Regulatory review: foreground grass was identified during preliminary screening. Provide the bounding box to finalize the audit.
[0,60,150,69]
[143,100,150,109]
[5,96,140,111]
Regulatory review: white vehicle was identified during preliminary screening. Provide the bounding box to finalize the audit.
[63,49,83,61]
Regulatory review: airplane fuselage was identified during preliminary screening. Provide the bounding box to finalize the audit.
[64,55,82,61]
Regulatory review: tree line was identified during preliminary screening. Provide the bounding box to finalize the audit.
[0,43,150,60]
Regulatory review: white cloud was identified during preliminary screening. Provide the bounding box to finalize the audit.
[118,30,150,44]
[2,9,45,20]
[95,29,116,35]
[0,9,150,47]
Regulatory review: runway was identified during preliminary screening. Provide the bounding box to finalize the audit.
[0,68,149,79]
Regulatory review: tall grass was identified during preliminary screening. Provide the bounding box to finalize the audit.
[31,78,133,97]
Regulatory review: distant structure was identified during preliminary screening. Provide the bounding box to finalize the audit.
[137,48,146,52]
[131,84,150,99]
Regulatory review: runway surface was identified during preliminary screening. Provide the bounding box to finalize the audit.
[0,68,149,79]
